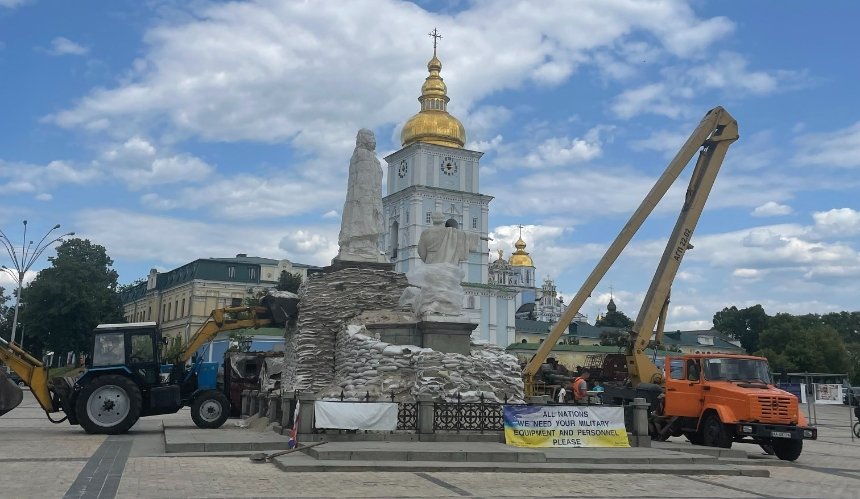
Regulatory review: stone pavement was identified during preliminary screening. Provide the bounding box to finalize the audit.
[1,390,858,498]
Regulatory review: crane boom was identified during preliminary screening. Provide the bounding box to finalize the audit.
[0,337,56,414]
[522,106,738,395]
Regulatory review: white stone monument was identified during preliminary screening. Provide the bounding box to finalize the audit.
[335,128,389,264]
[400,212,482,318]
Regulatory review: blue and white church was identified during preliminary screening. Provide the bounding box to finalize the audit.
[381,43,517,347]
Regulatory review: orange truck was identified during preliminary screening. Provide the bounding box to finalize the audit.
[653,353,816,460]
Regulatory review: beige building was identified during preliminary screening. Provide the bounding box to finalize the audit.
[120,255,320,341]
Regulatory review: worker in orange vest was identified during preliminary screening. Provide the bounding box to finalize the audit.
[571,369,591,404]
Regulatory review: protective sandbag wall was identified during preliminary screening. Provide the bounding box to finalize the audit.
[280,267,409,393]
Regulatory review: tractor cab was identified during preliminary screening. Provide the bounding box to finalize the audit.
[91,322,163,387]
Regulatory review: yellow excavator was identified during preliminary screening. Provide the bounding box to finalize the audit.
[0,304,283,434]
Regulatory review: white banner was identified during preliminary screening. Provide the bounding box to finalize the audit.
[314,401,398,430]
[813,384,843,404]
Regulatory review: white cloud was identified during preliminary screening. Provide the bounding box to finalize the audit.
[0,0,28,9]
[96,137,213,189]
[0,159,98,194]
[322,210,339,219]
[732,268,761,279]
[74,208,337,268]
[794,121,860,168]
[35,193,52,201]
[48,0,743,151]
[611,52,804,119]
[811,208,860,236]
[752,201,792,217]
[48,36,89,56]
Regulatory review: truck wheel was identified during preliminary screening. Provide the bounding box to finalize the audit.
[191,390,230,429]
[772,439,802,461]
[684,431,704,445]
[75,375,142,435]
[701,413,732,448]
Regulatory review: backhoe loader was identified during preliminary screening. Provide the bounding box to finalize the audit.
[521,106,816,460]
[1,304,284,434]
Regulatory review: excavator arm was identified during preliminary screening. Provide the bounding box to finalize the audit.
[0,337,56,416]
[522,106,738,395]
[178,306,274,364]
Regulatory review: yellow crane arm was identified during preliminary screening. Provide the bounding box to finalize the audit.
[178,306,274,364]
[522,106,738,395]
[0,337,56,413]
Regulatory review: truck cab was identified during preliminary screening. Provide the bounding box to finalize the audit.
[661,353,816,460]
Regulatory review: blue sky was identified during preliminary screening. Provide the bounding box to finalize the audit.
[1,0,859,330]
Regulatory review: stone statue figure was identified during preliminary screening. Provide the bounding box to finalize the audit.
[400,212,488,318]
[417,212,480,264]
[336,129,388,263]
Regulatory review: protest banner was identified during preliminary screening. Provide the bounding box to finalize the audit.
[503,405,629,448]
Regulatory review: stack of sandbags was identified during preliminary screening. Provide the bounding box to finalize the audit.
[280,267,409,393]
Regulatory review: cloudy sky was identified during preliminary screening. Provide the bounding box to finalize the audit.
[1,0,859,331]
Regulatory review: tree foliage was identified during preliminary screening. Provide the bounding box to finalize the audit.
[595,310,634,328]
[0,285,9,339]
[757,313,848,374]
[712,304,768,353]
[19,239,124,355]
[276,271,303,293]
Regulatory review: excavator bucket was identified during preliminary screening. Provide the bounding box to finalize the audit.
[0,370,24,417]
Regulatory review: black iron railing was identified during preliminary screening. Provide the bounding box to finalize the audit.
[433,393,505,432]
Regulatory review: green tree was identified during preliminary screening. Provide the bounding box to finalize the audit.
[19,239,124,355]
[276,271,303,293]
[819,311,860,344]
[117,277,146,293]
[596,310,634,328]
[712,304,768,353]
[0,285,9,339]
[757,313,848,374]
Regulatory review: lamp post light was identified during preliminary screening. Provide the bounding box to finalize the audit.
[0,220,74,345]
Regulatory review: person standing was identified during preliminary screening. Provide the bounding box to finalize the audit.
[571,369,590,404]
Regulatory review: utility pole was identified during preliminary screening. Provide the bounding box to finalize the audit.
[0,220,74,345]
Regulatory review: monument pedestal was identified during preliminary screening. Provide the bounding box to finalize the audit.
[418,320,477,355]
[364,319,477,355]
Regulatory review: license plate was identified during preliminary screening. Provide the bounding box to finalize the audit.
[771,431,791,438]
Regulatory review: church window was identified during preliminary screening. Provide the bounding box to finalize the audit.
[181,298,186,317]
[390,221,399,258]
[425,212,431,224]
[472,217,478,229]
[249,268,257,280]
[228,266,236,278]
[406,210,409,224]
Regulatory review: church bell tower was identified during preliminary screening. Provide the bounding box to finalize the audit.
[382,29,492,284]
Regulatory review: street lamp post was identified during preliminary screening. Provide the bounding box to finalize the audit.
[0,220,74,345]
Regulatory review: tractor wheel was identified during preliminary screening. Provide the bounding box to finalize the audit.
[75,375,142,435]
[701,412,733,448]
[772,439,803,461]
[191,390,230,429]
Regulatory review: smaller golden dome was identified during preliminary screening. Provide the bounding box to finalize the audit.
[509,236,534,267]
[401,51,465,148]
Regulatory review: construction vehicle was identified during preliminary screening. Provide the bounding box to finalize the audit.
[522,106,816,460]
[0,305,280,434]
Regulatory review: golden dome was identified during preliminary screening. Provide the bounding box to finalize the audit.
[509,236,534,267]
[401,52,466,148]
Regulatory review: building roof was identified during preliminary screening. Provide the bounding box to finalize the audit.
[506,342,675,357]
[662,329,743,351]
[569,321,605,339]
[515,318,553,334]
[119,255,320,305]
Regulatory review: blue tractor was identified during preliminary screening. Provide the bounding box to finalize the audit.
[1,305,286,434]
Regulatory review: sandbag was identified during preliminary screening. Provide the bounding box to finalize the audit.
[0,370,23,417]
